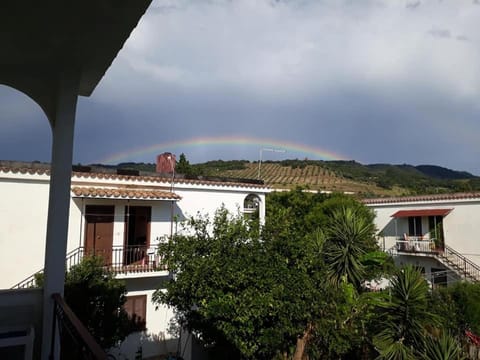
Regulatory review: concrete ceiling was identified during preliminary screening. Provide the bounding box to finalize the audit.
[0,0,152,121]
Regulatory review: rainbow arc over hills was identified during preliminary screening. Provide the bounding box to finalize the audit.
[97,136,348,164]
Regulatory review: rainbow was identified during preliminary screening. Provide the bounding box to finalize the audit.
[96,136,348,164]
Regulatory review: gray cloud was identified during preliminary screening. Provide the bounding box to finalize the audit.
[428,28,451,38]
[406,1,421,9]
[2,0,480,174]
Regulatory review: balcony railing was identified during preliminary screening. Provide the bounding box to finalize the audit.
[66,245,165,274]
[391,239,480,282]
[395,239,438,253]
[13,245,166,289]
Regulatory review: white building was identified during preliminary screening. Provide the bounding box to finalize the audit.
[0,161,269,359]
[365,193,480,286]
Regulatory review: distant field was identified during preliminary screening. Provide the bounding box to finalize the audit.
[216,162,406,197]
[112,159,480,197]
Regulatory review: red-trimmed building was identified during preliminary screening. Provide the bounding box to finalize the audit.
[365,193,480,286]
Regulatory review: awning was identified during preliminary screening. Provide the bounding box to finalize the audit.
[391,209,453,218]
[72,187,181,201]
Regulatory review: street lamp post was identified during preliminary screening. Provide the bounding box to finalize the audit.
[257,147,286,179]
[167,155,175,239]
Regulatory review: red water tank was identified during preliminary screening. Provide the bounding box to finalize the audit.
[156,153,176,173]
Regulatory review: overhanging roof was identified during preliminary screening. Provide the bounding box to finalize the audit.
[1,0,151,96]
[72,187,180,201]
[391,209,453,218]
[0,0,152,122]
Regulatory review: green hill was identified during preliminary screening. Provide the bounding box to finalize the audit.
[94,159,480,198]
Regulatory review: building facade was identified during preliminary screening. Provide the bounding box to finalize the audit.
[365,193,480,286]
[0,162,269,359]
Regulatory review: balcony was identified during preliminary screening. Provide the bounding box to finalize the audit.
[395,238,440,254]
[13,245,166,289]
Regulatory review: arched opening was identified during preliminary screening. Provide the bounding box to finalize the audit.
[243,194,261,217]
[0,85,51,163]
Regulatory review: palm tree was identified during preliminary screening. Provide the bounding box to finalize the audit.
[322,206,376,288]
[421,333,466,360]
[375,266,439,359]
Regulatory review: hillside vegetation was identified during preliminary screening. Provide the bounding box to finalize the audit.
[110,159,480,197]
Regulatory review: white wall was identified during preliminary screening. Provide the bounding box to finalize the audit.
[0,172,267,359]
[0,178,49,288]
[175,187,264,220]
[109,277,179,359]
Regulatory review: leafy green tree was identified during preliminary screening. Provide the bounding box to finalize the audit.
[63,256,142,349]
[431,281,480,337]
[154,208,266,358]
[155,206,334,359]
[36,256,142,350]
[176,152,203,176]
[176,153,192,175]
[156,190,389,359]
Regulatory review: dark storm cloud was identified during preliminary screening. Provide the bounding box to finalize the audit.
[2,0,480,174]
[406,1,421,9]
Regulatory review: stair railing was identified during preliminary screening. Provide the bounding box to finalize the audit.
[440,245,480,281]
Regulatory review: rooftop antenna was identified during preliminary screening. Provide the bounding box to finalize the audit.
[258,147,286,179]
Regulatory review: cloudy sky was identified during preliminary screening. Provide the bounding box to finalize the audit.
[2,0,480,173]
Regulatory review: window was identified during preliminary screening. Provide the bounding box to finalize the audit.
[408,216,422,236]
[124,295,147,330]
[244,194,260,212]
[431,268,447,287]
[243,194,261,220]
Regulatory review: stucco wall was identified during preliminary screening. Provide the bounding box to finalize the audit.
[0,178,49,288]
[109,276,178,359]
[0,172,267,359]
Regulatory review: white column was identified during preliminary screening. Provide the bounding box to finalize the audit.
[41,70,79,360]
[259,195,266,227]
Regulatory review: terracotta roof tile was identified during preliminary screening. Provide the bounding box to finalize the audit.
[363,192,480,205]
[0,165,267,189]
[0,166,50,176]
[72,171,267,189]
[71,187,180,200]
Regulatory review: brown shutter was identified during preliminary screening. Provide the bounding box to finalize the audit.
[124,295,147,330]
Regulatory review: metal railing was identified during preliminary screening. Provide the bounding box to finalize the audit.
[65,245,165,274]
[51,293,107,359]
[391,239,480,283]
[439,245,480,282]
[395,240,437,253]
[13,245,166,289]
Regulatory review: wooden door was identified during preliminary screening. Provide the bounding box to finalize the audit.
[124,206,151,265]
[85,205,114,265]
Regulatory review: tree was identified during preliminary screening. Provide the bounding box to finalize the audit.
[176,153,197,176]
[63,256,143,349]
[374,266,440,359]
[431,281,480,337]
[155,190,388,359]
[321,206,377,288]
[422,333,466,360]
[37,256,142,351]
[154,207,295,359]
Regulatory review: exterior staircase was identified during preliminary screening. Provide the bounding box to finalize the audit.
[389,241,480,283]
[436,245,480,282]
